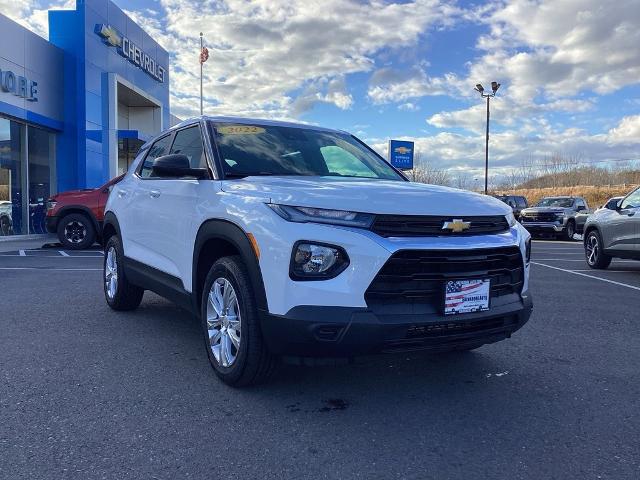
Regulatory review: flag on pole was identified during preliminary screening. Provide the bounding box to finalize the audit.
[200,46,209,64]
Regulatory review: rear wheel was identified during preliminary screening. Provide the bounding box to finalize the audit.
[103,235,144,310]
[585,230,612,270]
[58,213,96,249]
[201,256,276,386]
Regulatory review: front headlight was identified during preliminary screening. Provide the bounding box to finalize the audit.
[268,204,374,228]
[290,241,350,280]
[506,212,517,227]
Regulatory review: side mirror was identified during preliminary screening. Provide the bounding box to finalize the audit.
[151,154,209,179]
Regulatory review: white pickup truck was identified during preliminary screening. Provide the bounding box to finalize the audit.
[102,116,533,386]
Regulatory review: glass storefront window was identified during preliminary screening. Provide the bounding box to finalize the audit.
[0,118,25,236]
[28,127,55,234]
[118,138,145,175]
[0,116,55,236]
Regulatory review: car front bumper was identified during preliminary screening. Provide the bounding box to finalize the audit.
[45,215,58,233]
[520,221,565,233]
[260,293,533,357]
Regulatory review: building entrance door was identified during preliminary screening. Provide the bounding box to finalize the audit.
[117,137,145,175]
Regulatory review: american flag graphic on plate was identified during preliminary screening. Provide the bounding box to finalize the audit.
[444,279,490,315]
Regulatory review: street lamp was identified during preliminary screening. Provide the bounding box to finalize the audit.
[474,81,500,195]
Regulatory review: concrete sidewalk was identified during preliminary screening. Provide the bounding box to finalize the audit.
[0,234,58,253]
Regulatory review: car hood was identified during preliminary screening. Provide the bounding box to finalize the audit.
[220,176,511,216]
[50,188,96,200]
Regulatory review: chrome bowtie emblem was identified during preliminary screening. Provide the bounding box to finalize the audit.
[442,219,471,233]
[96,24,122,48]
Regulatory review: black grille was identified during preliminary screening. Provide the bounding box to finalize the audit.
[365,247,524,314]
[521,212,557,222]
[371,215,509,237]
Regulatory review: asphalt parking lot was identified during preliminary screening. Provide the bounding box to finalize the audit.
[1,240,639,479]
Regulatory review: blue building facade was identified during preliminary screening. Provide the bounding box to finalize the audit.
[0,0,171,236]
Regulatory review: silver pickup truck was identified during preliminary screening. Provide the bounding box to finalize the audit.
[519,196,590,240]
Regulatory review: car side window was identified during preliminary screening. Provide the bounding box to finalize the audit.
[170,126,207,170]
[139,135,173,178]
[516,197,527,208]
[620,188,640,209]
[575,198,585,209]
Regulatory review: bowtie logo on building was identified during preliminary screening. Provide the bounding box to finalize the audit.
[442,219,471,233]
[96,24,122,47]
[94,24,166,83]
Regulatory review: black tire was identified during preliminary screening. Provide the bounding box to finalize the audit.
[201,255,276,387]
[57,213,96,249]
[563,220,576,241]
[585,230,612,270]
[103,235,144,310]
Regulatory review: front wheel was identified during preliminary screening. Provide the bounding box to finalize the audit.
[563,220,576,241]
[103,236,144,310]
[58,213,96,249]
[201,256,276,386]
[585,230,612,269]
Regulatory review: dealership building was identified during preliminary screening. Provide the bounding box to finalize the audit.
[0,0,172,237]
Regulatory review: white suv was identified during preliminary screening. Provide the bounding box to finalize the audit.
[103,116,533,386]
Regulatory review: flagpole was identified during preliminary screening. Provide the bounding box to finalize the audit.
[199,32,203,116]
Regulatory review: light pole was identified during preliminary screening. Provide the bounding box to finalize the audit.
[474,81,500,195]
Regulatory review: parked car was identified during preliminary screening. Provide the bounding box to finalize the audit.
[519,196,590,240]
[583,187,640,269]
[494,195,528,219]
[102,116,533,386]
[598,196,624,212]
[46,175,124,249]
[0,200,12,236]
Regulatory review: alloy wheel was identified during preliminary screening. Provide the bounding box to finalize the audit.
[105,246,118,299]
[64,220,87,244]
[586,234,599,266]
[206,278,241,367]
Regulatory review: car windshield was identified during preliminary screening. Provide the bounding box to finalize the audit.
[211,122,403,180]
[535,198,573,208]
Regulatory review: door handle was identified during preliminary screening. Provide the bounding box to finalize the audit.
[149,190,161,198]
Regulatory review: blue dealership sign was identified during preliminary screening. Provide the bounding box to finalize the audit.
[388,140,414,170]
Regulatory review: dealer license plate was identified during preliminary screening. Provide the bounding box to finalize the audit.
[444,279,490,315]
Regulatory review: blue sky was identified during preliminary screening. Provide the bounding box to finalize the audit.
[5,0,640,182]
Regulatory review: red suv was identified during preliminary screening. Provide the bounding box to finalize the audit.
[46,175,124,249]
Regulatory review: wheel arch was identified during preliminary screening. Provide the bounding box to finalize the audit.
[583,224,600,245]
[193,219,268,315]
[102,211,121,247]
[57,206,100,233]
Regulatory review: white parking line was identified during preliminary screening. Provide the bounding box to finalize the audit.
[0,267,102,271]
[58,251,70,257]
[573,269,635,273]
[0,255,103,258]
[18,250,25,256]
[532,262,640,291]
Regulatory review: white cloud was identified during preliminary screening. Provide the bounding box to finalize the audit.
[160,0,456,119]
[607,115,640,144]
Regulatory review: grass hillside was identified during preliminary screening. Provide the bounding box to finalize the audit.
[493,185,637,208]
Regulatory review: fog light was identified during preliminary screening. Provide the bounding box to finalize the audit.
[290,242,349,280]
